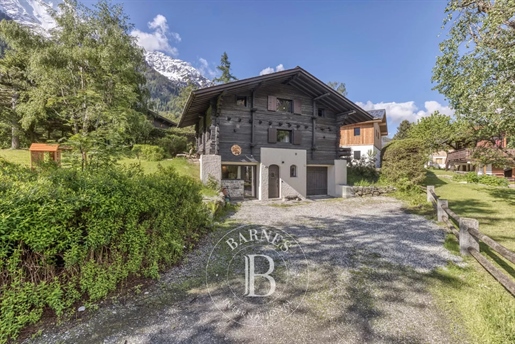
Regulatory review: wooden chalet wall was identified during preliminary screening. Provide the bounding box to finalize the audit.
[196,83,341,165]
[340,122,382,149]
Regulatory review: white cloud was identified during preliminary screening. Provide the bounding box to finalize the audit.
[356,100,454,123]
[131,15,180,56]
[259,64,286,75]
[198,58,217,79]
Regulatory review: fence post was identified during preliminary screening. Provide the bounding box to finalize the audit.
[427,185,435,203]
[437,199,448,222]
[459,217,480,256]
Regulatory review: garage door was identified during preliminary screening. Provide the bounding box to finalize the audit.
[307,167,328,196]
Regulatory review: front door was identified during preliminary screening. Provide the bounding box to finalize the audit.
[268,165,280,198]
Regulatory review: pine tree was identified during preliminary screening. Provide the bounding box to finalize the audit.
[213,52,237,84]
[393,120,412,140]
[327,81,347,97]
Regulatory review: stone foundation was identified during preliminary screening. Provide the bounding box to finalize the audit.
[221,179,245,199]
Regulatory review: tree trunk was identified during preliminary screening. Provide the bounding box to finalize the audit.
[11,124,20,149]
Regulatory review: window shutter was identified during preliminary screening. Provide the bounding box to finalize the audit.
[293,99,302,114]
[293,130,302,145]
[268,128,277,143]
[268,96,277,111]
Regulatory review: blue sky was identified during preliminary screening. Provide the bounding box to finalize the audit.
[119,0,454,135]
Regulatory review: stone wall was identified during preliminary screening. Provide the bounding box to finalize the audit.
[221,179,245,199]
[348,185,396,197]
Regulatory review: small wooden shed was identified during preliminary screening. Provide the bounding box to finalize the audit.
[29,143,61,169]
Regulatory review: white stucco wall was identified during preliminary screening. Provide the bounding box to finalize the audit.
[200,155,221,185]
[260,148,307,200]
[341,145,381,168]
[328,160,347,197]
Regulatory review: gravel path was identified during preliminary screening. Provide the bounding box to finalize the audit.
[27,197,468,344]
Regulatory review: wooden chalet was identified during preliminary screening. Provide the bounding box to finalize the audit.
[178,66,375,200]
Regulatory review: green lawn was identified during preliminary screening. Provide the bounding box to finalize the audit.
[417,169,515,344]
[0,149,30,166]
[118,157,199,177]
[425,169,515,251]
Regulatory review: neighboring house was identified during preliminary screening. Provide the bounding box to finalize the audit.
[339,109,388,167]
[147,109,177,129]
[447,137,515,177]
[427,151,448,169]
[178,67,375,200]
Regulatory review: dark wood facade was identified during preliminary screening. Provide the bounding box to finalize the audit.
[194,82,348,165]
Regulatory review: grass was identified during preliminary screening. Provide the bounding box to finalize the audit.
[394,169,515,344]
[0,148,30,166]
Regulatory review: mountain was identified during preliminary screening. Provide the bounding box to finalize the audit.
[0,0,211,90]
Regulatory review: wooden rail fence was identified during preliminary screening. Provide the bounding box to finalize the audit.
[425,185,515,297]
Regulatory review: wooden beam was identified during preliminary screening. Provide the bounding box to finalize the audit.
[282,73,301,85]
[314,93,331,101]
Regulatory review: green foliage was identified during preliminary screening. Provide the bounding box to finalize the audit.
[0,161,209,342]
[452,172,508,187]
[392,120,412,140]
[433,0,515,165]
[156,135,188,157]
[213,52,237,84]
[132,144,165,161]
[326,81,347,96]
[347,152,379,185]
[408,111,467,153]
[381,139,426,188]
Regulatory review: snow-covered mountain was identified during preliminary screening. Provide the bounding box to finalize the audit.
[145,51,210,88]
[0,0,211,88]
[0,0,57,33]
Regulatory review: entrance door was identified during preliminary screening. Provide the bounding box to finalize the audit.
[268,165,280,198]
[307,167,328,196]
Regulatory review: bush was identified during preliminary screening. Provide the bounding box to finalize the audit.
[157,135,188,157]
[132,144,165,161]
[453,172,508,187]
[381,139,426,189]
[0,161,209,341]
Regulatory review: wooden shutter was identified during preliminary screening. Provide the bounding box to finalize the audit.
[293,99,302,114]
[268,128,277,143]
[268,96,277,111]
[293,130,302,145]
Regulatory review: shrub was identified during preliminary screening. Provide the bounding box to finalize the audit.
[132,144,165,161]
[381,139,426,188]
[0,162,209,341]
[453,172,508,187]
[157,135,188,157]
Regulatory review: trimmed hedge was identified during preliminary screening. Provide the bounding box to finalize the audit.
[381,139,427,189]
[0,160,209,342]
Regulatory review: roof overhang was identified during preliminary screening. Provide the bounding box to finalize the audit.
[178,66,374,127]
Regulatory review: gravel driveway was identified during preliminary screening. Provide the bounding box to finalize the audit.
[28,197,468,344]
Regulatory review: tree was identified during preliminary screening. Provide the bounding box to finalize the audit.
[393,120,412,140]
[327,81,347,97]
[168,83,198,121]
[13,0,147,168]
[382,138,427,189]
[433,0,515,164]
[213,52,237,84]
[408,111,472,154]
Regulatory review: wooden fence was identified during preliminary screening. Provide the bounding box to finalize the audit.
[425,185,515,297]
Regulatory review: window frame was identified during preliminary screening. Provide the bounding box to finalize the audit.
[276,129,293,143]
[276,98,293,113]
[290,165,297,178]
[354,127,361,136]
[353,150,361,160]
[236,96,247,107]
[317,108,325,117]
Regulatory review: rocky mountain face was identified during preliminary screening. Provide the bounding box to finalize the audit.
[0,0,211,91]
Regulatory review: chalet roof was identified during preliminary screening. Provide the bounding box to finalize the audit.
[178,66,374,128]
[367,109,386,119]
[29,143,60,152]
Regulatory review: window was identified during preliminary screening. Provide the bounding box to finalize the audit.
[317,108,325,117]
[236,96,247,107]
[276,98,293,113]
[222,165,239,179]
[354,127,361,136]
[290,165,297,177]
[354,150,361,160]
[277,129,292,143]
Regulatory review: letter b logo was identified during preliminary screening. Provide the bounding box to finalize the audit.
[244,255,276,297]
